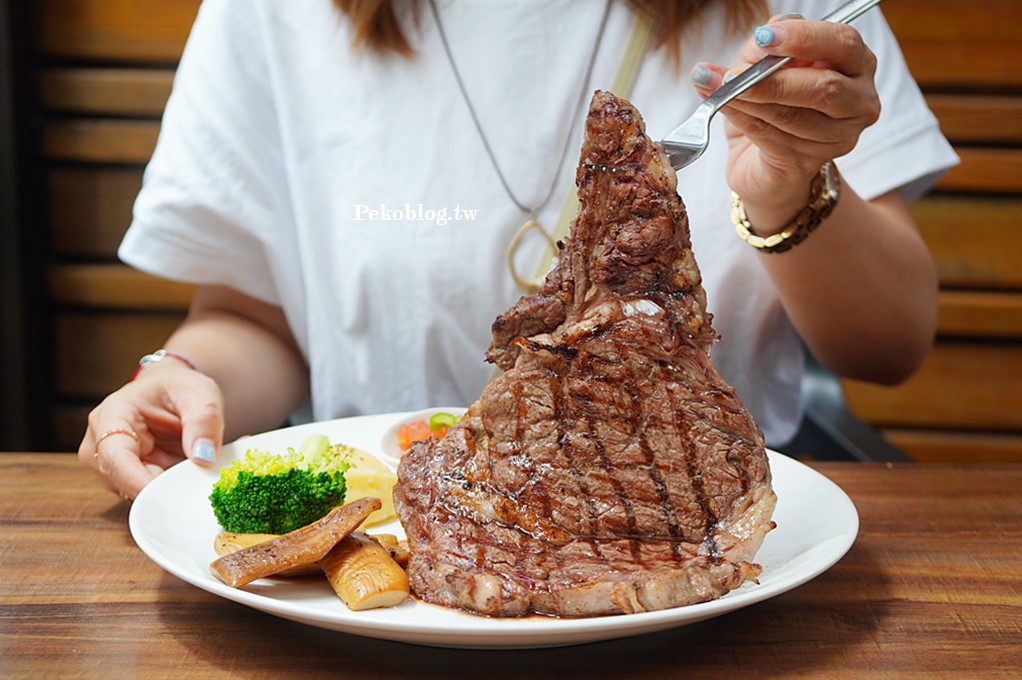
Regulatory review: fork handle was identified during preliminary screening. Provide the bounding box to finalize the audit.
[702,0,884,114]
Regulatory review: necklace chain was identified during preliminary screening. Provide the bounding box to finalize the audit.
[428,0,612,217]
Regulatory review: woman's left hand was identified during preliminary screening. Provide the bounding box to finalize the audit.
[691,14,881,231]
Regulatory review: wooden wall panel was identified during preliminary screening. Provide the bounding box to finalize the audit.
[54,313,185,399]
[49,167,142,258]
[42,119,159,164]
[883,0,1022,89]
[935,149,1022,195]
[52,405,92,453]
[914,196,1022,291]
[37,0,200,64]
[39,68,174,117]
[926,95,1022,145]
[32,1,198,449]
[844,343,1022,432]
[937,291,1022,340]
[18,0,1022,459]
[886,429,1022,466]
[49,265,194,310]
[864,2,1022,463]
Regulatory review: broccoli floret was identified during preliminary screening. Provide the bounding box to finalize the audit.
[209,434,349,534]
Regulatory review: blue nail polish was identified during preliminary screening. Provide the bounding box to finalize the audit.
[691,64,712,87]
[191,438,215,463]
[779,12,804,21]
[754,26,775,47]
[723,71,737,84]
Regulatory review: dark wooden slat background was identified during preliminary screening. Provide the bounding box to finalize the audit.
[22,0,1022,457]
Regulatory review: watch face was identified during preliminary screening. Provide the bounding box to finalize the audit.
[821,161,840,203]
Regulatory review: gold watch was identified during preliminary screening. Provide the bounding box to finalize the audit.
[732,161,841,254]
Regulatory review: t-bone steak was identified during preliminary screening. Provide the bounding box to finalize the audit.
[394,90,777,617]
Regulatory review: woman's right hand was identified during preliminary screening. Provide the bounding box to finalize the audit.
[78,359,225,501]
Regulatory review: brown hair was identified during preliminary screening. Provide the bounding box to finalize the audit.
[333,0,768,63]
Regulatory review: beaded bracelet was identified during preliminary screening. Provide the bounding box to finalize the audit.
[131,349,197,381]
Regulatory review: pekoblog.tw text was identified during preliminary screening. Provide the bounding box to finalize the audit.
[353,203,478,226]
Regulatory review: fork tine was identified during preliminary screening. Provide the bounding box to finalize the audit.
[662,104,712,171]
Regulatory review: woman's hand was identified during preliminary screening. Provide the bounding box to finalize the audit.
[78,284,310,501]
[691,14,881,231]
[79,360,225,501]
[689,14,940,385]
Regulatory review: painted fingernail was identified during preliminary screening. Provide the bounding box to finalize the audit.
[780,12,804,21]
[191,438,216,463]
[691,63,712,87]
[723,70,737,84]
[754,25,784,47]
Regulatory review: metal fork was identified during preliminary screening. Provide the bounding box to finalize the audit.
[661,0,884,171]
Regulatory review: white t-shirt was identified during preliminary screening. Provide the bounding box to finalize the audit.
[119,0,957,446]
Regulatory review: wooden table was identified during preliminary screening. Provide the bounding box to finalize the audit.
[2,454,1020,679]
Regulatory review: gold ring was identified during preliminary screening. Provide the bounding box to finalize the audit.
[94,428,140,458]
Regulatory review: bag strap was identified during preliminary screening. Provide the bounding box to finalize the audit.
[521,10,654,291]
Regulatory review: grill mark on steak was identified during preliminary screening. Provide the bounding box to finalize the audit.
[581,371,642,562]
[727,449,753,497]
[559,356,606,560]
[673,391,720,557]
[512,378,560,546]
[629,381,686,562]
[394,90,776,617]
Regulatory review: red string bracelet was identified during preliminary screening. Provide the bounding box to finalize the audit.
[131,349,197,381]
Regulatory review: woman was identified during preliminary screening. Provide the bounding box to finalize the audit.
[80,0,956,498]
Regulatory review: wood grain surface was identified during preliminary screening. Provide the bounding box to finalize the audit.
[1,454,1019,679]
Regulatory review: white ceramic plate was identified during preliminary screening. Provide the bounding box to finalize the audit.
[129,411,859,649]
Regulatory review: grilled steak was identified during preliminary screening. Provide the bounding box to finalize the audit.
[394,90,776,617]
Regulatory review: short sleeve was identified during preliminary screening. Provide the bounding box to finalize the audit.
[118,0,289,305]
[834,8,959,202]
